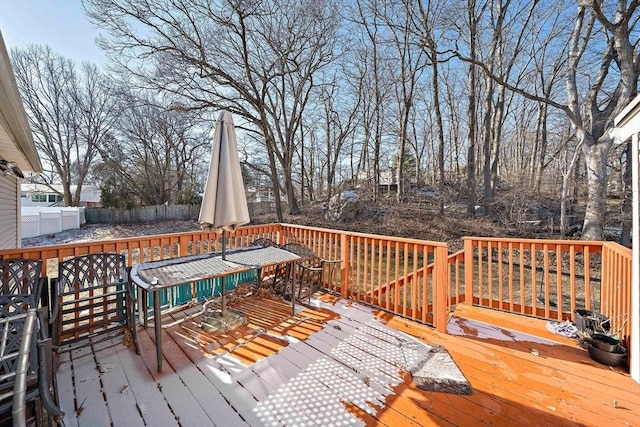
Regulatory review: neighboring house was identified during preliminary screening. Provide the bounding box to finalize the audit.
[0,31,42,249]
[357,168,421,187]
[21,183,101,207]
[246,185,276,203]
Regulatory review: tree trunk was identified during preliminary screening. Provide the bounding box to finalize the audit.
[581,133,611,240]
[560,142,582,238]
[266,143,284,222]
[466,0,478,215]
[431,56,445,214]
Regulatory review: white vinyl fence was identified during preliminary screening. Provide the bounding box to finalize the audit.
[21,207,85,239]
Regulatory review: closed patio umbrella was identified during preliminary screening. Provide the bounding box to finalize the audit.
[199,110,250,316]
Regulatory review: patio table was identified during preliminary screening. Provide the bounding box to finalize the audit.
[130,246,300,371]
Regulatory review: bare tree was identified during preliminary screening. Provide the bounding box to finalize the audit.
[96,91,209,207]
[351,0,392,201]
[83,0,341,221]
[453,0,639,239]
[465,0,481,215]
[11,45,117,206]
[315,78,361,202]
[375,2,427,202]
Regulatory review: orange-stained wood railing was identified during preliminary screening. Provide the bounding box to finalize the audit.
[448,249,466,308]
[601,242,633,345]
[0,224,281,273]
[459,237,632,339]
[281,224,449,329]
[1,223,450,332]
[462,237,605,320]
[1,225,633,348]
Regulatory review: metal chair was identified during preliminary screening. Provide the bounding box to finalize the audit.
[1,307,36,427]
[250,238,280,248]
[50,253,140,354]
[250,238,287,291]
[280,243,341,303]
[0,295,64,426]
[0,259,47,309]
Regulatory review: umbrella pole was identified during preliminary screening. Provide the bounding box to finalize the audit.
[221,230,227,317]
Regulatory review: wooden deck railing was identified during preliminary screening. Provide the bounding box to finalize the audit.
[461,237,603,319]
[448,249,466,308]
[280,224,449,330]
[601,242,633,344]
[0,224,632,354]
[458,237,632,343]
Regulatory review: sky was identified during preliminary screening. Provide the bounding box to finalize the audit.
[0,0,106,65]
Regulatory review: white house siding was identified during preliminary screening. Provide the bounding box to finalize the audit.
[0,173,19,249]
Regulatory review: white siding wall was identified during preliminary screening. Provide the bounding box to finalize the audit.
[0,173,18,249]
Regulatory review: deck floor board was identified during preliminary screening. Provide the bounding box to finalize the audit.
[91,339,146,427]
[55,295,640,427]
[70,345,111,426]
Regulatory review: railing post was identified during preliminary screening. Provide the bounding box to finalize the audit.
[464,238,474,306]
[340,233,349,299]
[434,245,449,333]
[276,224,284,246]
[179,236,189,257]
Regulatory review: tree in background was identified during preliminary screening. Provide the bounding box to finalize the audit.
[453,0,639,240]
[12,1,637,243]
[83,0,342,221]
[11,45,118,206]
[93,91,209,207]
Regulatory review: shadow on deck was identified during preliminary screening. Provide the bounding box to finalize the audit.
[54,295,640,427]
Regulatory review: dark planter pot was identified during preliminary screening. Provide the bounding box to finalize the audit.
[587,344,627,367]
[591,333,620,352]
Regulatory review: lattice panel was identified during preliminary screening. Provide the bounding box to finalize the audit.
[0,259,42,296]
[58,253,127,293]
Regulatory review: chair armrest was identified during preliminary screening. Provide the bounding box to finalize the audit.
[298,263,323,273]
[37,338,65,422]
[49,277,59,323]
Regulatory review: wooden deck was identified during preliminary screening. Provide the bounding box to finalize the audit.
[54,295,640,427]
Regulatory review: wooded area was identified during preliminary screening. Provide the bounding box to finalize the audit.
[11,0,638,243]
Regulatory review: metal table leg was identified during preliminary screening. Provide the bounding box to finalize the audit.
[153,290,162,372]
[291,264,296,315]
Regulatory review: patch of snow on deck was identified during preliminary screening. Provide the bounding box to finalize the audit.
[254,319,457,426]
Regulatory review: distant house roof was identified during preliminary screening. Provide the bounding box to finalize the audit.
[22,183,101,203]
[0,30,41,172]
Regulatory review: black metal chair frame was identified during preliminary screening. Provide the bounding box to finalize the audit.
[279,243,342,303]
[0,292,64,426]
[50,253,140,355]
[250,238,288,290]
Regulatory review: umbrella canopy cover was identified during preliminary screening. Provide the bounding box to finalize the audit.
[199,111,250,232]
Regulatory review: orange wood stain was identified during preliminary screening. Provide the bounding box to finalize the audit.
[376,306,640,427]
